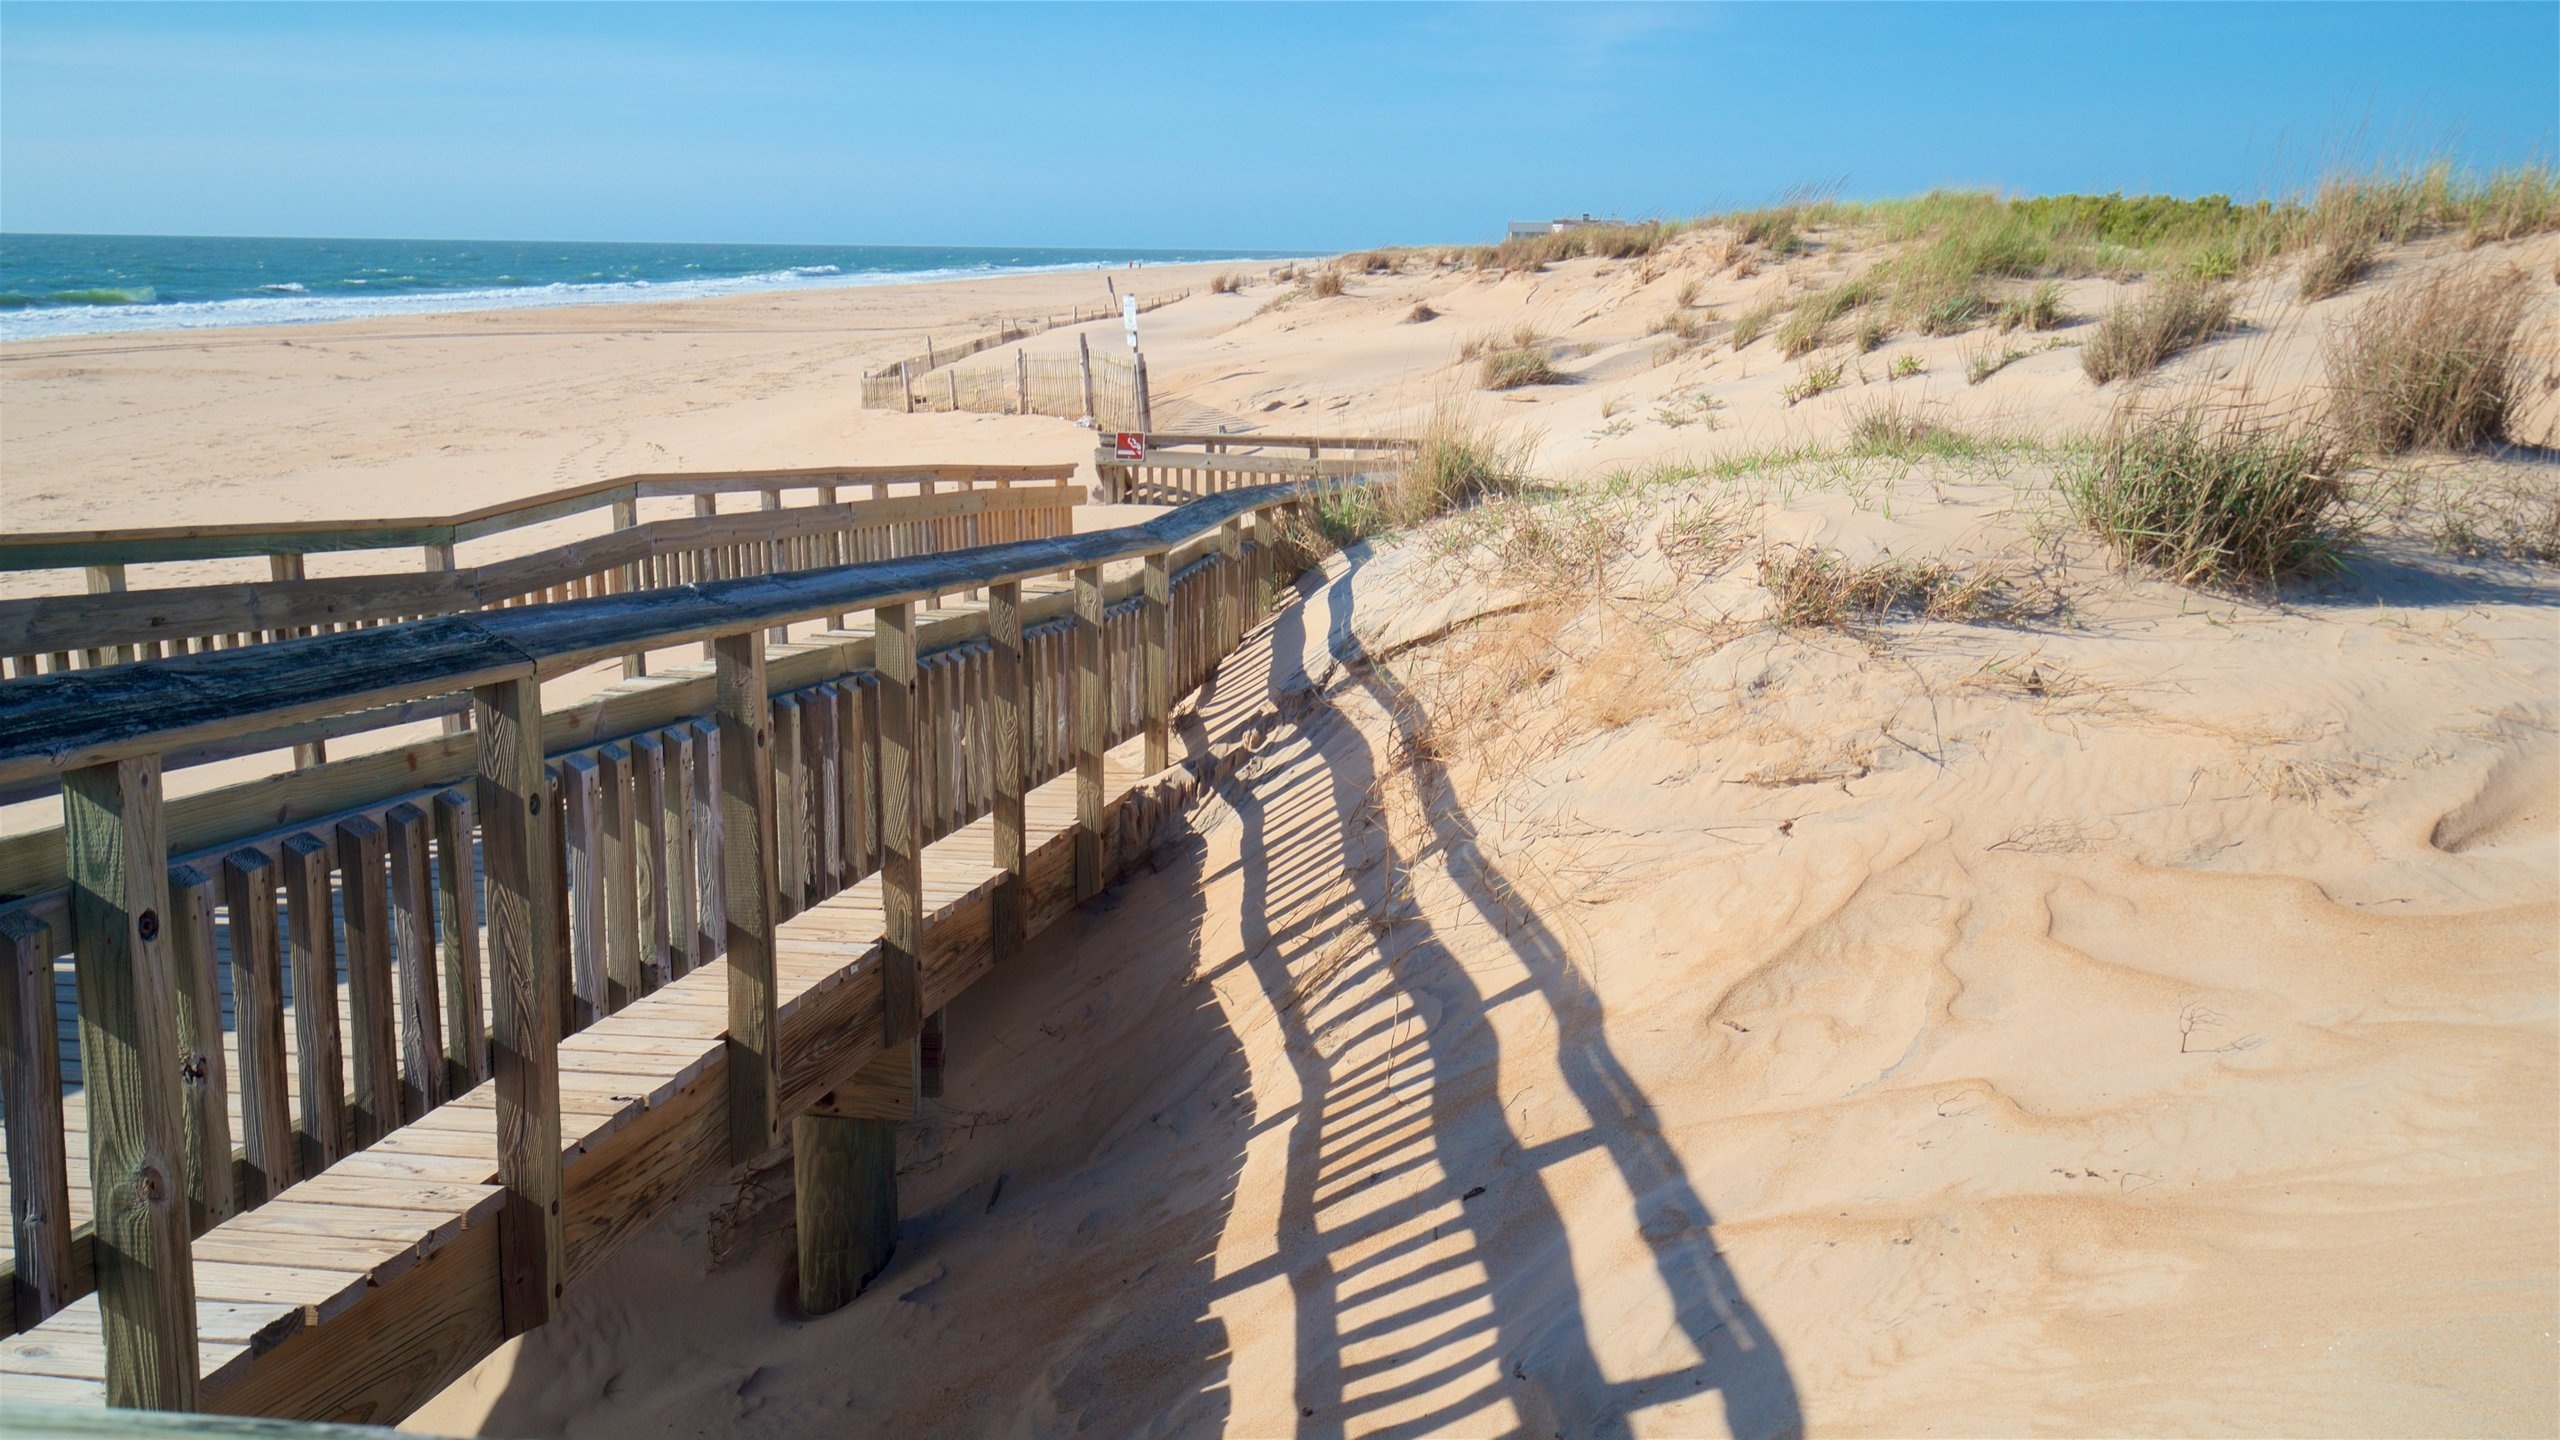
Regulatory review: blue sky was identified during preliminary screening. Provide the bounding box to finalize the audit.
[3,2,2552,249]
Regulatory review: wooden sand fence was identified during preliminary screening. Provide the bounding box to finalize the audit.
[856,288,1189,414]
[0,472,1351,1426]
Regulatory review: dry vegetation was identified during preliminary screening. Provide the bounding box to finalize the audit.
[1759,547,2013,627]
[2326,265,2539,452]
[2081,278,2237,383]
[2066,405,2348,586]
[1209,272,1243,295]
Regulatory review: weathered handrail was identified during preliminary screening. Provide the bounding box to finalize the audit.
[0,463,1074,573]
[1097,435,1411,504]
[2,484,1083,677]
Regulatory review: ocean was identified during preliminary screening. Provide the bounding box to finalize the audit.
[0,234,1291,341]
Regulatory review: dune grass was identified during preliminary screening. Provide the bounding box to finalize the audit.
[2326,265,2537,452]
[2081,278,2237,383]
[1474,220,1686,273]
[1760,547,2011,626]
[2066,406,2349,585]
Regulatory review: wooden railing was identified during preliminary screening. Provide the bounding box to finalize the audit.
[1,482,1083,682]
[1097,432,1417,504]
[0,476,1342,1418]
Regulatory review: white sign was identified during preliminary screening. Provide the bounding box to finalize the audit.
[1122,294,1141,352]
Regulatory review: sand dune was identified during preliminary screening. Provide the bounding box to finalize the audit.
[6,219,2553,1436]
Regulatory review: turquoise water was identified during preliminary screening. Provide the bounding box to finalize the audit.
[0,234,1291,341]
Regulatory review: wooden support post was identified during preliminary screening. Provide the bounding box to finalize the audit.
[431,789,488,1093]
[337,815,398,1148]
[1016,347,1030,414]
[1077,334,1097,424]
[165,865,235,1232]
[989,580,1027,962]
[793,1104,899,1314]
[62,755,199,1410]
[948,368,959,411]
[386,802,447,1121]
[0,910,72,1330]
[716,631,781,1163]
[475,674,563,1337]
[1142,551,1172,773]
[280,832,346,1173]
[1218,519,1243,653]
[900,360,915,413]
[875,601,923,1048]
[1074,564,1105,900]
[220,850,292,1204]
[919,1008,947,1100]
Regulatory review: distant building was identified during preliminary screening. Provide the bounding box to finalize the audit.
[1504,213,1624,239]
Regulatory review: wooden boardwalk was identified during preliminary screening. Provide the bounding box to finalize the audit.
[0,734,1167,1417]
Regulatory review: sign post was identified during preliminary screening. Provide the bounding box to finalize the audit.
[1122,294,1141,354]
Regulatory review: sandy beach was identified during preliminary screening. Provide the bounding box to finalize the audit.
[5,219,2556,1436]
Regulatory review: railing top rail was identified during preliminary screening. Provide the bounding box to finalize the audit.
[0,480,1334,788]
[1134,431,1418,451]
[0,462,1080,571]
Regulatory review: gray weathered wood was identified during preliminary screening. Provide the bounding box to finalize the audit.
[876,603,922,1048]
[430,789,487,1094]
[0,910,72,1329]
[62,757,200,1409]
[1074,565,1105,899]
[558,752,604,1032]
[334,816,397,1149]
[164,864,235,1232]
[793,1114,896,1315]
[716,631,780,1163]
[658,726,696,980]
[218,850,292,1205]
[279,832,346,1174]
[384,803,446,1121]
[772,694,806,920]
[474,674,562,1336]
[1142,550,1172,772]
[989,581,1027,962]
[629,733,671,995]
[596,742,640,1014]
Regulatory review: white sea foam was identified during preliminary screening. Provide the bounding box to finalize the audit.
[0,257,1177,343]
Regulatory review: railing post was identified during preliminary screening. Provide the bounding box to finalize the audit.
[474,674,562,1338]
[875,602,923,1046]
[1142,550,1171,772]
[62,754,199,1409]
[1074,564,1105,900]
[715,631,781,1163]
[989,580,1026,962]
[1217,519,1242,654]
[425,543,471,735]
[614,498,648,680]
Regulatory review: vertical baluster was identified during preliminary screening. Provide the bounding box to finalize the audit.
[630,733,672,994]
[558,753,604,1032]
[166,865,236,1229]
[336,816,397,1148]
[598,742,640,1014]
[386,803,446,1121]
[990,581,1027,962]
[1074,566,1106,898]
[220,851,293,1204]
[0,911,72,1329]
[692,717,724,965]
[806,684,843,902]
[660,726,697,980]
[431,790,488,1093]
[772,694,807,919]
[1144,551,1172,771]
[281,831,347,1172]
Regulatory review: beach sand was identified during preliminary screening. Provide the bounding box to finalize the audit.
[6,232,2554,1435]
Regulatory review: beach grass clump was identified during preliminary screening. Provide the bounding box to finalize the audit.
[1477,326,1562,389]
[1781,358,1847,406]
[2326,265,2536,452]
[1313,406,1532,546]
[1760,547,2009,627]
[1995,280,2067,332]
[1349,250,1400,274]
[2295,234,2374,301]
[1729,297,1784,350]
[1404,302,1438,324]
[1209,271,1243,295]
[2081,278,2236,383]
[2066,406,2349,585]
[1306,268,1347,299]
[1475,221,1686,273]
